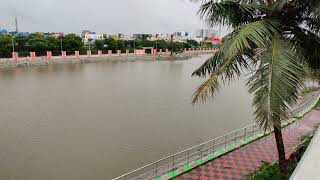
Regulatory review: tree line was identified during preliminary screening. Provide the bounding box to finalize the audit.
[0,33,213,58]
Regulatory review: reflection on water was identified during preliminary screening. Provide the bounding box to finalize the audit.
[0,55,253,180]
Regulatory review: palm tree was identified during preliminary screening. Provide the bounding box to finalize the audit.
[192,0,320,179]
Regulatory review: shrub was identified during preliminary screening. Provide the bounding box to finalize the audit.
[245,162,280,180]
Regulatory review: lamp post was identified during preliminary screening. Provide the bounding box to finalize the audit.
[60,35,63,52]
[12,36,15,52]
[88,38,92,51]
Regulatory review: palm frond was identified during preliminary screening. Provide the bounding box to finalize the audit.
[270,0,291,14]
[291,27,320,70]
[247,37,303,130]
[192,50,251,104]
[222,19,280,61]
[289,0,320,34]
[198,0,268,28]
[192,73,221,104]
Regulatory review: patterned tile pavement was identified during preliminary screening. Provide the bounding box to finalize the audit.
[175,109,320,180]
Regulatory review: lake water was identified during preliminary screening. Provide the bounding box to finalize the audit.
[0,55,253,180]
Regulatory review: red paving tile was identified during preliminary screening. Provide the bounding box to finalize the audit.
[175,110,320,180]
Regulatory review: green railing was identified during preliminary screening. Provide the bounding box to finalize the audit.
[112,91,320,180]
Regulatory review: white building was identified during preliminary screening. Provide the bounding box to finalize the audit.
[195,29,218,38]
[173,31,189,38]
[82,30,105,43]
[148,32,189,42]
[118,34,134,41]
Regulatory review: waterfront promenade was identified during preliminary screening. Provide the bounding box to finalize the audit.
[174,109,320,180]
[112,92,320,180]
[0,48,216,70]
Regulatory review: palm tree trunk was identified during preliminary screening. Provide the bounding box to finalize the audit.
[273,126,287,180]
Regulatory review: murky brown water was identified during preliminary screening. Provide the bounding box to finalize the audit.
[0,55,253,180]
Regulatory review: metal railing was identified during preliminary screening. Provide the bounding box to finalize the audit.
[113,91,320,180]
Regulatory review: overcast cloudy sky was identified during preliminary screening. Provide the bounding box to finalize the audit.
[0,0,212,35]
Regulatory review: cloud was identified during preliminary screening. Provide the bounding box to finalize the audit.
[0,0,206,34]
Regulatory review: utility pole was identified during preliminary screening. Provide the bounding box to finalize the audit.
[60,36,63,52]
[133,40,136,49]
[15,17,19,33]
[88,39,92,51]
[12,36,15,52]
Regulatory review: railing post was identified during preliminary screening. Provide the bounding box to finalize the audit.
[252,124,255,139]
[187,149,190,164]
[244,128,247,142]
[212,140,215,155]
[155,162,158,178]
[235,130,238,146]
[225,135,227,150]
[172,156,175,170]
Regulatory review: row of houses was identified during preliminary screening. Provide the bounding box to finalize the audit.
[81,29,219,44]
[0,26,221,44]
[0,27,63,38]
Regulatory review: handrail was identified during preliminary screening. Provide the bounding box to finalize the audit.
[113,123,257,179]
[112,91,320,180]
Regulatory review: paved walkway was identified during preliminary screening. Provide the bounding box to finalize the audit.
[175,109,320,180]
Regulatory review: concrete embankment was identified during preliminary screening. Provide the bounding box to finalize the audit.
[0,50,215,70]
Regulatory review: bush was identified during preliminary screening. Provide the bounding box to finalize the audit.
[246,162,280,180]
[246,135,314,180]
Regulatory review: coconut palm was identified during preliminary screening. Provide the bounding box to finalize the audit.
[192,0,320,179]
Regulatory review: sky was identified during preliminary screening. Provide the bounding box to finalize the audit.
[0,0,213,35]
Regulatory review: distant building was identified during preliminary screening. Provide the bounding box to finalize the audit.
[81,30,104,43]
[16,32,30,36]
[0,28,8,35]
[44,32,64,38]
[147,33,188,42]
[189,37,203,43]
[173,31,189,38]
[195,29,218,38]
[118,34,134,41]
[133,34,152,40]
[148,34,171,41]
[9,31,29,36]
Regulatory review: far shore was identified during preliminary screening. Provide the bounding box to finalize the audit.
[0,50,216,70]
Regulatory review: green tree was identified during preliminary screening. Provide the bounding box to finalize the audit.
[192,0,320,179]
[186,39,199,48]
[103,38,118,51]
[0,35,12,58]
[63,34,83,52]
[156,40,169,50]
[14,35,28,52]
[46,36,59,51]
[27,33,49,53]
[94,39,105,50]
[117,40,126,51]
[168,42,184,55]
